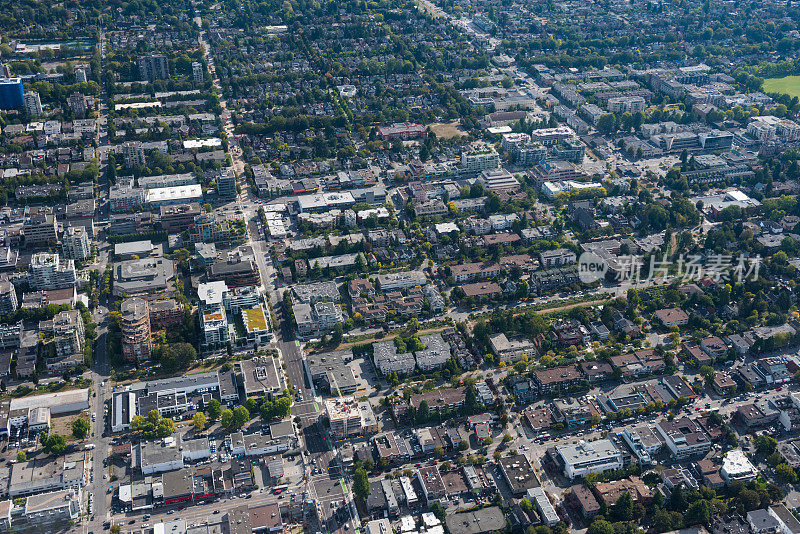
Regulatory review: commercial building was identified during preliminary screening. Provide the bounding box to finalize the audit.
[29,253,77,290]
[416,465,446,504]
[113,258,175,296]
[307,350,358,395]
[159,203,202,232]
[240,356,281,398]
[9,452,88,498]
[557,439,623,479]
[325,396,376,439]
[145,185,204,208]
[498,454,540,495]
[121,298,152,363]
[445,507,506,534]
[528,487,559,527]
[23,212,58,246]
[216,168,237,199]
[209,260,260,288]
[720,449,758,483]
[24,489,81,523]
[0,78,24,110]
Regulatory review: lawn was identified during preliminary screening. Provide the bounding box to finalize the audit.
[763,76,800,98]
[244,307,268,331]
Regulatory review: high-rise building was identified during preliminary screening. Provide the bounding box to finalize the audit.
[122,141,147,168]
[0,281,18,315]
[0,64,11,78]
[23,212,58,246]
[138,54,170,82]
[24,91,42,117]
[29,253,77,290]
[216,168,237,198]
[68,92,87,118]
[62,226,91,261]
[192,62,203,83]
[75,66,89,83]
[51,309,85,360]
[0,78,24,110]
[121,297,152,362]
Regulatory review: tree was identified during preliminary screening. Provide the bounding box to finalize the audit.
[156,417,175,437]
[207,399,222,421]
[353,467,370,501]
[110,525,121,534]
[430,501,447,522]
[684,499,712,526]
[587,519,614,534]
[502,433,513,443]
[40,432,66,455]
[458,441,469,452]
[434,446,444,458]
[754,435,778,456]
[16,451,26,462]
[699,365,716,384]
[220,408,234,429]
[597,113,617,134]
[775,463,798,484]
[416,400,430,423]
[193,412,208,432]
[72,418,90,439]
[482,437,493,446]
[233,405,250,428]
[611,491,634,522]
[463,383,480,415]
[519,498,533,512]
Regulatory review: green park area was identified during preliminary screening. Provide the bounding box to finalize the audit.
[763,76,800,98]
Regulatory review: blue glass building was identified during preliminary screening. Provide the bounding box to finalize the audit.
[0,78,24,110]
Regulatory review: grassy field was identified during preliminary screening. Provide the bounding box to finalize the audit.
[763,76,800,98]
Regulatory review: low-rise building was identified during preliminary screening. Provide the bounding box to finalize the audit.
[557,439,623,479]
[656,417,712,459]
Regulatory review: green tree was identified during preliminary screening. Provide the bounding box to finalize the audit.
[233,405,250,428]
[587,519,614,534]
[207,399,222,421]
[611,491,634,522]
[353,467,370,501]
[16,451,26,462]
[156,418,175,438]
[684,499,712,526]
[72,418,90,439]
[519,498,533,512]
[430,501,447,522]
[596,113,617,134]
[775,463,798,484]
[40,432,66,455]
[416,400,430,423]
[220,408,234,429]
[754,435,778,456]
[193,412,208,432]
